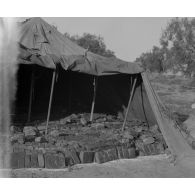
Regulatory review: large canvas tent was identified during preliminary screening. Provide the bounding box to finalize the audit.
[17,18,152,126]
[16,17,195,162]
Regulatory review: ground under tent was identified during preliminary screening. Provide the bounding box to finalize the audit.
[13,64,156,127]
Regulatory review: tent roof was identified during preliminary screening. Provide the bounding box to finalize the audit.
[18,17,143,75]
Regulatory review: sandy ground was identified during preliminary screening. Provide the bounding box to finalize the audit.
[0,154,191,178]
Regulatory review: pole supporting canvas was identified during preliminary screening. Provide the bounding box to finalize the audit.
[68,71,72,113]
[45,70,56,134]
[27,67,35,123]
[121,76,137,131]
[90,76,98,122]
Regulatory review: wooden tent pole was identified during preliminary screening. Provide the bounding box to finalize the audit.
[27,68,34,123]
[130,76,132,88]
[68,71,72,113]
[121,76,137,131]
[45,70,56,134]
[90,76,98,122]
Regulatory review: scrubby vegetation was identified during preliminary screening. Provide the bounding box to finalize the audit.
[136,18,195,77]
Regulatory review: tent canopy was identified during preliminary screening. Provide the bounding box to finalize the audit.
[18,17,143,75]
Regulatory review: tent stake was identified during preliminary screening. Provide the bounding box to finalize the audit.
[90,77,98,122]
[27,68,34,123]
[121,76,137,131]
[45,70,56,134]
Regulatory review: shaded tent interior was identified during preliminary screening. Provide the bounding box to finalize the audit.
[13,63,156,126]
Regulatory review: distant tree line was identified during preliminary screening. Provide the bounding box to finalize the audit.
[135,18,195,76]
[64,32,116,58]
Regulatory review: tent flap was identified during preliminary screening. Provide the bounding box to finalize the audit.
[141,72,195,159]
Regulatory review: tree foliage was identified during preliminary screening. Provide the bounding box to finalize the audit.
[160,17,195,75]
[135,46,165,72]
[64,32,115,58]
[136,17,195,75]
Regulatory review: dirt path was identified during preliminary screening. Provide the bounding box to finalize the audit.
[3,154,191,178]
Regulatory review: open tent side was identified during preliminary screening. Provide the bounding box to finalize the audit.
[14,64,156,125]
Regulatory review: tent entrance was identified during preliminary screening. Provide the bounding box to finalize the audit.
[13,64,156,127]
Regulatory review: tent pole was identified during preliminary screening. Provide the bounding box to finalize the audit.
[68,71,72,113]
[45,70,56,134]
[27,68,34,123]
[90,76,98,122]
[121,76,137,131]
[130,76,132,88]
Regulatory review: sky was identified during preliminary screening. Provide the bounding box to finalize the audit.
[43,17,172,62]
